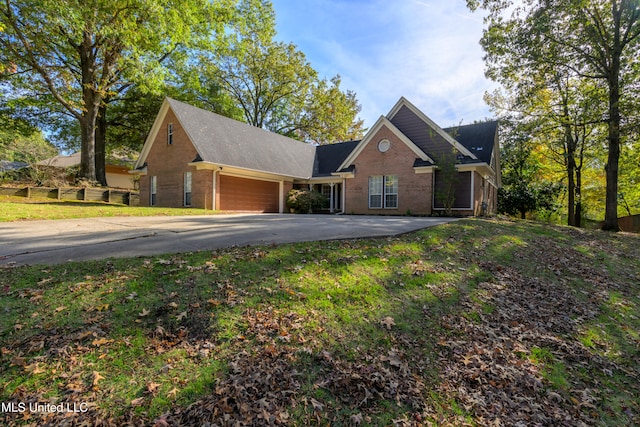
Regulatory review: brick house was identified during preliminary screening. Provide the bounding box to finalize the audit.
[133,97,500,215]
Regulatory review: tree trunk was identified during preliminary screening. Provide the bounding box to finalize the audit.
[602,5,622,231]
[95,103,108,186]
[79,115,97,182]
[78,32,101,183]
[564,122,577,227]
[575,167,582,228]
[567,158,576,227]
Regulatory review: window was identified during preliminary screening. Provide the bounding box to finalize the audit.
[167,123,174,145]
[377,138,391,153]
[150,176,157,206]
[369,175,398,208]
[384,175,398,208]
[369,176,383,208]
[184,172,192,206]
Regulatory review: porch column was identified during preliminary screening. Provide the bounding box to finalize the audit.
[342,178,346,213]
[279,181,284,214]
[211,170,217,210]
[329,182,335,213]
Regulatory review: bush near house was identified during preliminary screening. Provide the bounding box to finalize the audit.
[286,189,328,213]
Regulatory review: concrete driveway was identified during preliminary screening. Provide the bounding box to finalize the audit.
[0,214,458,266]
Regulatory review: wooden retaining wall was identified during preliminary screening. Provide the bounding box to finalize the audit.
[618,214,640,233]
[0,186,139,206]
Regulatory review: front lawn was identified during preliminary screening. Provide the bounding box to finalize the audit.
[0,196,222,222]
[0,219,638,426]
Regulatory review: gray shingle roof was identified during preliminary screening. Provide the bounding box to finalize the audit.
[313,140,360,177]
[389,103,497,166]
[0,160,28,172]
[164,98,496,179]
[444,121,498,165]
[168,98,317,179]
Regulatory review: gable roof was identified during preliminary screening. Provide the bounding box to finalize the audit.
[136,97,497,180]
[37,152,81,167]
[337,115,435,171]
[313,140,360,177]
[444,121,498,165]
[387,97,478,161]
[136,98,317,179]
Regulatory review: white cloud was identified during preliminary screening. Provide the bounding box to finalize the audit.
[271,0,496,128]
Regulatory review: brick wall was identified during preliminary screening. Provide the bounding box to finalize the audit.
[344,125,433,215]
[139,109,201,208]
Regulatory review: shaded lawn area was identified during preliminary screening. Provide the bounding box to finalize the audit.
[0,218,638,426]
[0,196,223,222]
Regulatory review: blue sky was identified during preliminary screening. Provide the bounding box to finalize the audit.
[270,0,496,129]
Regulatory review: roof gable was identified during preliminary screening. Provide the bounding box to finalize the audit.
[136,98,317,179]
[387,97,478,161]
[338,116,434,171]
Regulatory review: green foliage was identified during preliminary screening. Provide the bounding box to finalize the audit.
[498,180,564,220]
[433,148,459,216]
[199,0,365,143]
[0,0,233,182]
[286,189,328,213]
[470,0,640,230]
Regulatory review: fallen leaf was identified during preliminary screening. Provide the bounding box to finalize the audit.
[92,337,113,347]
[154,415,170,427]
[131,397,145,407]
[92,371,105,386]
[139,308,150,317]
[168,302,179,309]
[55,306,66,313]
[176,311,187,321]
[380,316,396,330]
[25,363,45,374]
[147,381,161,395]
[167,387,179,398]
[350,413,364,425]
[10,356,26,367]
[310,397,324,412]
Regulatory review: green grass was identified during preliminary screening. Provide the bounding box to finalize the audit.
[0,195,224,221]
[0,218,638,426]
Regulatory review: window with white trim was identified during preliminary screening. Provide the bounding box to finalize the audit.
[369,176,383,208]
[369,175,398,208]
[150,176,157,206]
[384,175,398,208]
[167,123,174,145]
[184,172,192,206]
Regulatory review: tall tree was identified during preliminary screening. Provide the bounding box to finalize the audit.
[468,0,640,230]
[201,0,365,143]
[0,0,230,184]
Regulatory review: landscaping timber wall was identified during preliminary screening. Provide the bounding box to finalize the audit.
[618,214,640,233]
[0,186,139,206]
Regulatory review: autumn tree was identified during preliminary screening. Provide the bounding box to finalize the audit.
[201,0,365,143]
[0,0,231,185]
[468,0,640,230]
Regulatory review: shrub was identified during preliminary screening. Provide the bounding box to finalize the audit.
[286,189,328,213]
